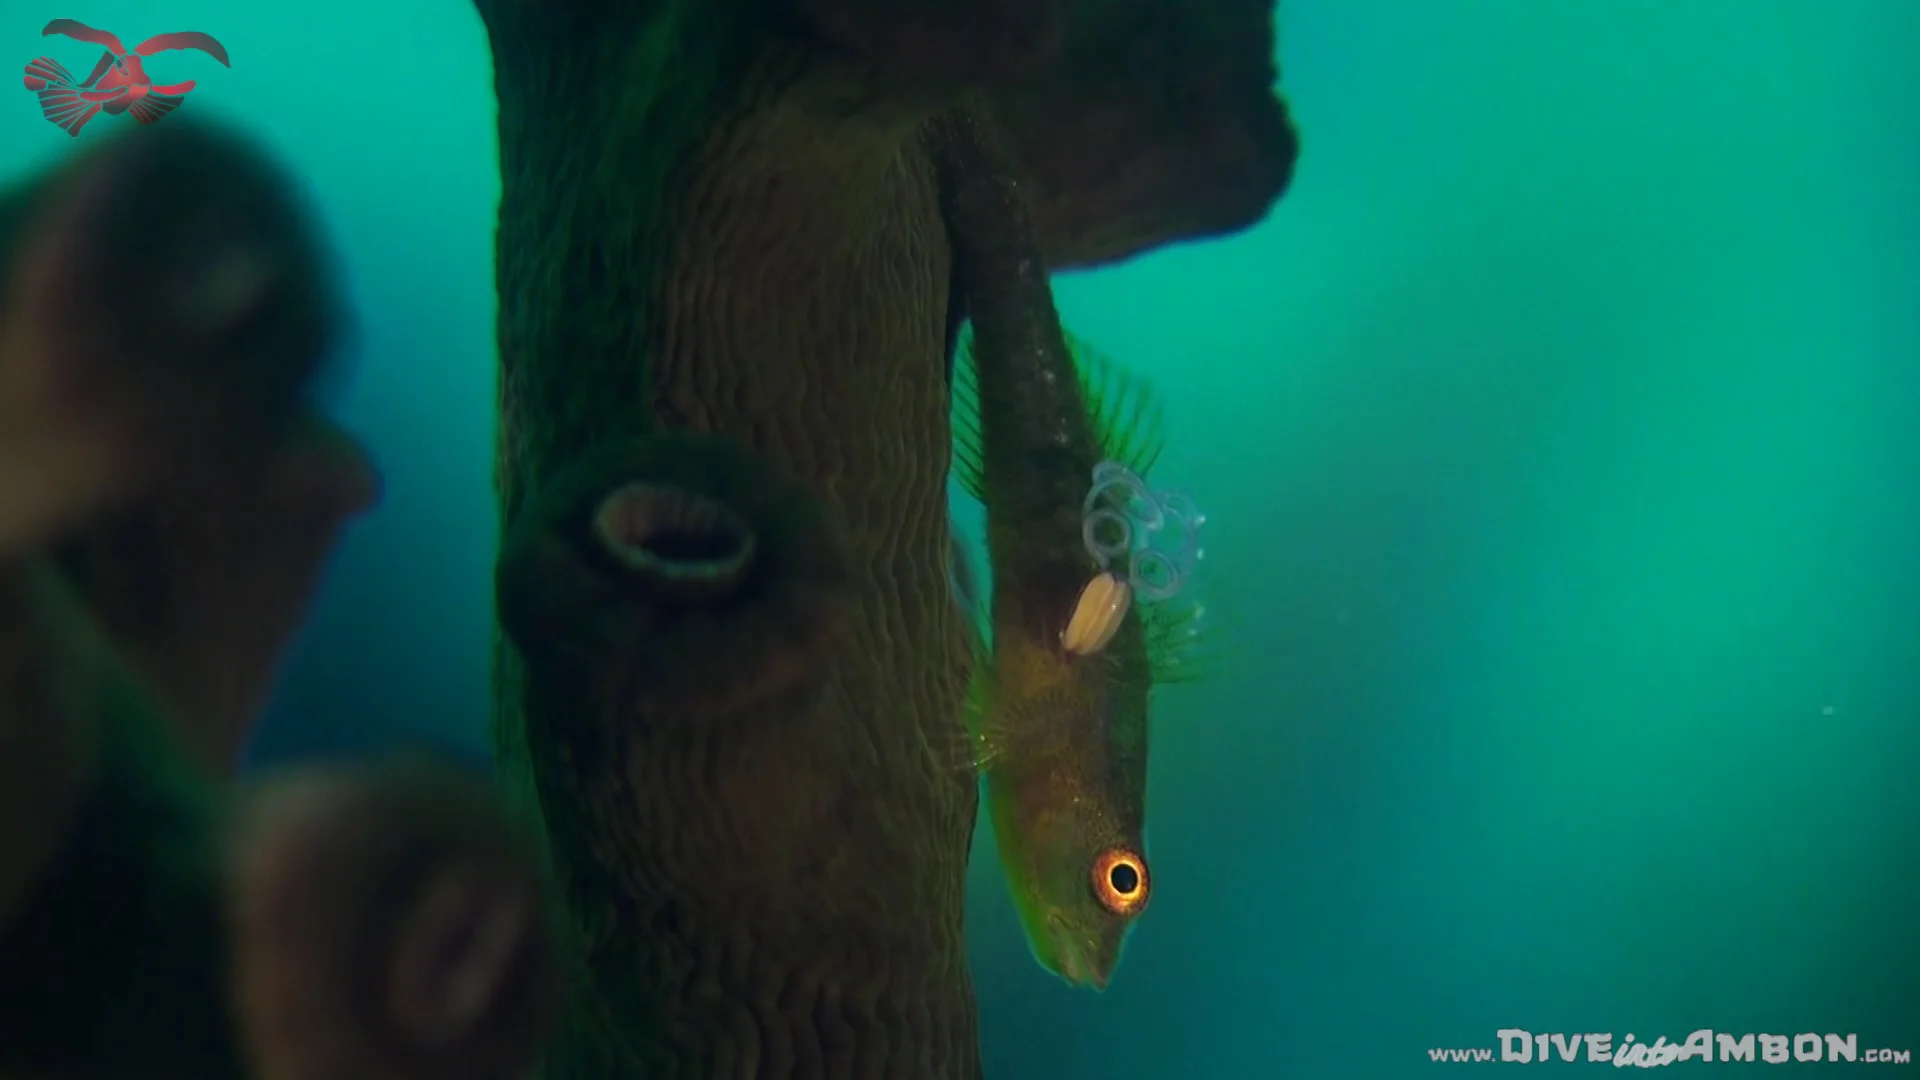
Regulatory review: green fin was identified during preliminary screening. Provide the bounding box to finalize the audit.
[948,527,1007,769]
[1069,330,1166,479]
[951,327,987,502]
[950,528,990,650]
[1141,584,1234,688]
[1066,332,1202,682]
[950,325,1167,498]
[963,640,1006,770]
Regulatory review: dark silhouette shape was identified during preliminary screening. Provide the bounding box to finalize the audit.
[0,119,557,1079]
[21,19,229,137]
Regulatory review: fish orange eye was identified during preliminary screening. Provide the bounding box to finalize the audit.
[1090,847,1150,916]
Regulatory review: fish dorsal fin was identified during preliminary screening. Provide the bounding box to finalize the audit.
[1071,330,1166,480]
[952,324,1167,498]
[1062,332,1211,685]
[951,322,1206,708]
[950,325,987,502]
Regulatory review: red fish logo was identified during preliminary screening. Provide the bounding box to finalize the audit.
[21,19,229,137]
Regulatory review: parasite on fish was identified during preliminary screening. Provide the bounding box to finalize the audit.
[1061,570,1131,656]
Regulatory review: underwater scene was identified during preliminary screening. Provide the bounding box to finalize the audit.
[0,0,1915,1077]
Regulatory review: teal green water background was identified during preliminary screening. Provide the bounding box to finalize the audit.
[3,2,1915,1075]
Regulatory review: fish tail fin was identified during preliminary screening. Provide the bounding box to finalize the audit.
[23,57,100,136]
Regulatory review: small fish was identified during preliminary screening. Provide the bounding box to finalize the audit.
[21,20,229,137]
[934,103,1209,991]
[951,325,1209,991]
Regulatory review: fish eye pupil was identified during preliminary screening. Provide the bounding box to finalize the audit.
[1108,862,1140,896]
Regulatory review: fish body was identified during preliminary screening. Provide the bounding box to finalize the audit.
[936,103,1206,991]
[954,326,1191,991]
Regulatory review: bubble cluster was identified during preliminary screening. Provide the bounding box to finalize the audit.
[1080,460,1206,602]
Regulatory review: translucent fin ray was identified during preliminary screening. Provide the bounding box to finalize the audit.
[1069,331,1166,480]
[950,327,987,501]
[1142,588,1236,687]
